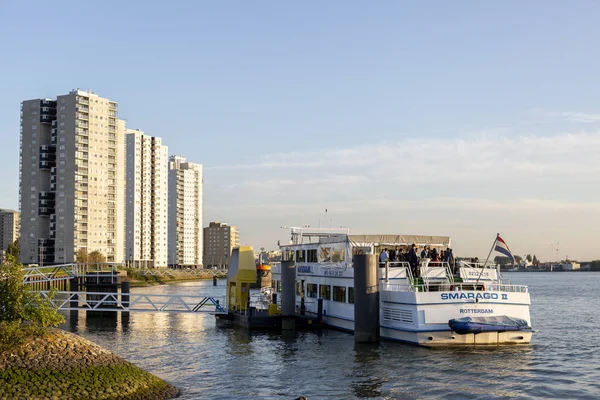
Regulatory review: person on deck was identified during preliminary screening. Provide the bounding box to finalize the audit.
[379,248,389,264]
[409,244,419,276]
[420,246,429,259]
[431,247,439,262]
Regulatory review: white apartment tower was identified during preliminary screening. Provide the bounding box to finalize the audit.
[125,130,169,268]
[0,209,20,264]
[19,90,126,264]
[168,156,203,268]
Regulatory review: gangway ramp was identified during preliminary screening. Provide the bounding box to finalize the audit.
[40,291,227,314]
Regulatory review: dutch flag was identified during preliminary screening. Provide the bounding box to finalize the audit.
[495,235,514,263]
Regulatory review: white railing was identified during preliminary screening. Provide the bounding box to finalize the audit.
[380,281,528,293]
[135,268,225,277]
[22,263,120,284]
[39,291,227,314]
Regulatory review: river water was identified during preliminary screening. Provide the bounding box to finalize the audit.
[61,272,600,399]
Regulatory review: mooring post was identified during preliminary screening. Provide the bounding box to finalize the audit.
[281,259,296,330]
[354,254,380,343]
[69,277,79,322]
[213,275,217,286]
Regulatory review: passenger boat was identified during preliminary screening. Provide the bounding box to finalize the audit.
[271,227,533,346]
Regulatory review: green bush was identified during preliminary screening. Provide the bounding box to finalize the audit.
[0,255,64,351]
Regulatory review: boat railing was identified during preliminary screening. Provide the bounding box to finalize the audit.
[381,281,528,293]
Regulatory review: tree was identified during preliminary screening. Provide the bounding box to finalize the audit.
[0,255,64,350]
[6,239,19,260]
[526,254,532,263]
[532,255,539,266]
[514,255,523,264]
[494,256,511,265]
[88,251,106,264]
[76,248,88,263]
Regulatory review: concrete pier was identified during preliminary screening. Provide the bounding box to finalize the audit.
[354,254,380,343]
[281,260,296,330]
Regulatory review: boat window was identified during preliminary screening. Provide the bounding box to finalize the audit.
[319,284,331,300]
[296,282,302,295]
[332,248,345,262]
[319,247,331,262]
[307,249,318,262]
[348,287,354,304]
[283,250,294,261]
[332,286,346,302]
[307,283,318,298]
[296,250,305,262]
[276,280,282,293]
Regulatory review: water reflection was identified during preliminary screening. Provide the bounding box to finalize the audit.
[57,275,600,399]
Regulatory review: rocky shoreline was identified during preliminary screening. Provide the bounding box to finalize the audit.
[0,329,178,400]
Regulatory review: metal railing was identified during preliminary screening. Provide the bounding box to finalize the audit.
[380,281,528,293]
[39,291,227,314]
[22,263,120,284]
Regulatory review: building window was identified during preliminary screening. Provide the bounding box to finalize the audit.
[348,287,355,304]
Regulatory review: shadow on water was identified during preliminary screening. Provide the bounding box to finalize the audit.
[351,342,387,399]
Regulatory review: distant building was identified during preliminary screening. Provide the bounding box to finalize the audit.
[560,262,580,271]
[19,90,126,265]
[168,156,203,268]
[0,209,20,264]
[125,130,168,268]
[203,222,239,269]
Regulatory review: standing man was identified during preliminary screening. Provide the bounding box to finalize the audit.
[409,244,419,276]
[379,248,389,265]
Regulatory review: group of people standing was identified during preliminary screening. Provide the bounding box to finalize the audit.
[379,244,455,277]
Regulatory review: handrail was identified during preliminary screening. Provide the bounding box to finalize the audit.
[380,282,528,293]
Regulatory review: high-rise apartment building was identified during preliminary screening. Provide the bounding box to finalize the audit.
[19,90,125,265]
[0,209,20,264]
[203,222,239,269]
[125,130,168,268]
[168,156,203,268]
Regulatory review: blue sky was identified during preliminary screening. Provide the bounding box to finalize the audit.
[1,1,600,260]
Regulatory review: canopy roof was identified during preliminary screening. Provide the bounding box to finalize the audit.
[320,234,451,247]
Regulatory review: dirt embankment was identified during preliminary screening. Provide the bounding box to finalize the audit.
[0,329,178,400]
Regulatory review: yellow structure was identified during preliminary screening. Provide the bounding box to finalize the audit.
[226,246,257,311]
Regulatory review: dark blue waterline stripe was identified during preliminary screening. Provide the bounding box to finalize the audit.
[380,325,451,333]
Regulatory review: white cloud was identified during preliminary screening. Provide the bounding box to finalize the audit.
[205,129,600,260]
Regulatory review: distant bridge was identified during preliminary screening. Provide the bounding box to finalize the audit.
[39,291,227,314]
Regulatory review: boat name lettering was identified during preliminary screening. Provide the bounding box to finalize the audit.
[459,309,494,314]
[440,292,502,300]
[324,270,344,277]
[297,265,313,274]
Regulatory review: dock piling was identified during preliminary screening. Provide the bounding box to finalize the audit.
[354,254,380,343]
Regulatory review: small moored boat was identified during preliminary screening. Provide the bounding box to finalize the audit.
[448,316,531,335]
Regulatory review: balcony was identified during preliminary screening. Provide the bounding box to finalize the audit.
[78,97,89,105]
[39,191,55,201]
[38,207,53,217]
[76,112,89,120]
[39,160,55,170]
[40,144,56,154]
[40,99,56,108]
[40,153,56,162]
[51,136,57,145]
[40,115,56,125]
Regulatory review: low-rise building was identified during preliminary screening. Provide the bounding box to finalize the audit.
[203,222,239,269]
